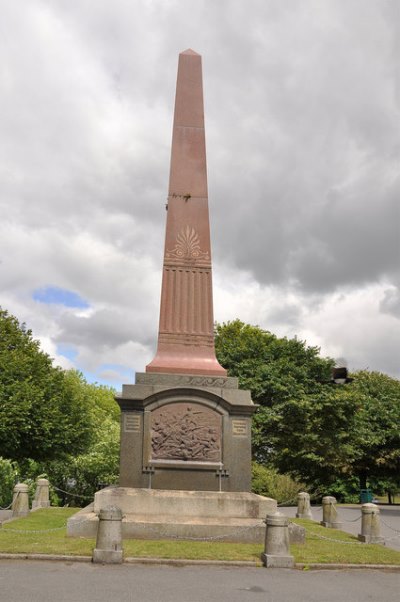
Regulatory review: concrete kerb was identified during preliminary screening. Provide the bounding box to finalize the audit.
[0,553,399,570]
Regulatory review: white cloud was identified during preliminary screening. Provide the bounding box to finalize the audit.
[0,0,399,385]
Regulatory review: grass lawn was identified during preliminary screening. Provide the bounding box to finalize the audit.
[1,509,400,566]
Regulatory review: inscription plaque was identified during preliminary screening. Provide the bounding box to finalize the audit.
[124,413,141,433]
[232,419,248,436]
[151,402,221,462]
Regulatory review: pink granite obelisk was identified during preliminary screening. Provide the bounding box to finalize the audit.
[146,49,226,376]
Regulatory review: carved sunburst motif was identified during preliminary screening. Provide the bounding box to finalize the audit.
[166,226,209,261]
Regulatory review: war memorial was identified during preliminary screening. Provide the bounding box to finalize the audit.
[67,50,276,542]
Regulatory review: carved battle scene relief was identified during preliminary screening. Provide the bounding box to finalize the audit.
[151,402,222,462]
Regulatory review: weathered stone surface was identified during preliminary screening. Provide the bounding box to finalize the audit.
[32,478,50,510]
[261,512,294,568]
[136,373,239,389]
[288,521,306,544]
[117,373,256,492]
[67,488,277,544]
[358,503,385,545]
[146,50,226,376]
[320,495,343,529]
[296,491,313,520]
[151,402,222,462]
[12,483,29,517]
[94,488,275,518]
[92,505,123,564]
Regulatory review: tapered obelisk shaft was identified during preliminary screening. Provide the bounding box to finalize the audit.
[146,49,226,376]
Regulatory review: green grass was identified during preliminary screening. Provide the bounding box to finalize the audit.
[292,518,400,565]
[1,509,400,565]
[0,509,94,556]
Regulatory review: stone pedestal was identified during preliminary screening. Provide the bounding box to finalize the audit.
[296,491,313,519]
[32,478,50,510]
[12,483,29,517]
[93,506,123,564]
[261,512,294,568]
[320,495,342,529]
[117,372,255,493]
[358,503,385,544]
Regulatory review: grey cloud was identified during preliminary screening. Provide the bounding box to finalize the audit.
[1,0,399,382]
[56,307,155,349]
[380,286,400,319]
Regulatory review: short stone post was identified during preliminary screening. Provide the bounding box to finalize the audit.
[358,503,385,544]
[12,483,30,517]
[320,496,342,529]
[32,478,50,510]
[296,492,313,519]
[261,512,294,568]
[93,506,123,564]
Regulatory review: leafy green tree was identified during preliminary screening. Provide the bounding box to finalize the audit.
[0,309,100,462]
[350,370,400,491]
[215,320,400,498]
[40,417,120,506]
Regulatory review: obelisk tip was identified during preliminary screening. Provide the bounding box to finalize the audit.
[180,48,200,56]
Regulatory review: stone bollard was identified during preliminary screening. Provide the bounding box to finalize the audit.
[32,478,50,510]
[12,483,30,517]
[296,492,313,519]
[320,496,342,529]
[93,506,123,564]
[358,503,385,544]
[261,512,294,568]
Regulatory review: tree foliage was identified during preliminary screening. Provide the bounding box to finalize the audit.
[215,320,400,496]
[0,308,118,464]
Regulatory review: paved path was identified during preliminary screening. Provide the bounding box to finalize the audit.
[0,560,399,602]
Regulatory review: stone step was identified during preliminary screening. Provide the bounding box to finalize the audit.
[93,487,276,519]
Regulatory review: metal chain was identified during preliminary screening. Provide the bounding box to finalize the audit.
[0,501,13,510]
[380,516,400,534]
[336,512,361,523]
[1,524,68,533]
[0,490,18,511]
[53,486,90,500]
[305,531,363,546]
[385,534,400,541]
[277,498,298,507]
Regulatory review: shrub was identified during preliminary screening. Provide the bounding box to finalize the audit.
[252,462,306,504]
[0,457,18,508]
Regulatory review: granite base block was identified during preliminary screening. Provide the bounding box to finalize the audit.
[320,521,343,529]
[261,553,294,568]
[67,488,278,544]
[92,549,123,564]
[358,534,385,545]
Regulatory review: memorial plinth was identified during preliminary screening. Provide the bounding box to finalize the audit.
[117,372,254,492]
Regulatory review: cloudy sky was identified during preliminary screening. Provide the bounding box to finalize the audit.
[1,0,399,387]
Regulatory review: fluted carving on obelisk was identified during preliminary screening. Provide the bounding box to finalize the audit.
[146,49,226,376]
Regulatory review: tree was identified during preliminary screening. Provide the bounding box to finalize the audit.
[214,320,400,497]
[0,309,97,462]
[350,370,400,492]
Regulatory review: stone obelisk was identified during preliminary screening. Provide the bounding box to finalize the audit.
[66,51,277,541]
[146,49,226,376]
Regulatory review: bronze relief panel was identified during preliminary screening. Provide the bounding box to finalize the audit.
[151,402,222,463]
